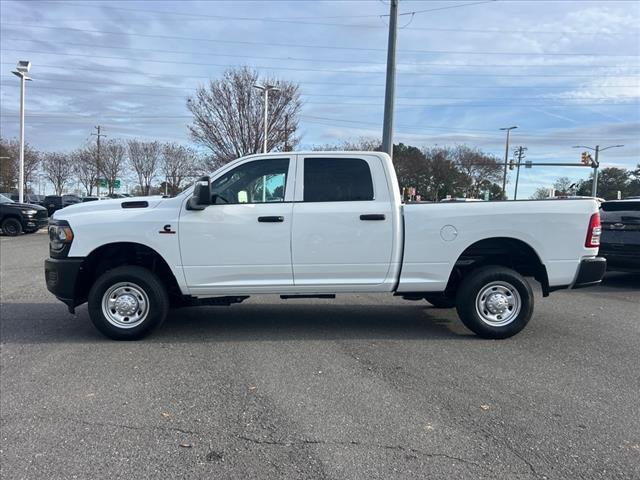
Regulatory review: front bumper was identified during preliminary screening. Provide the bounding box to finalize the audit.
[572,257,607,289]
[23,216,48,230]
[44,257,84,313]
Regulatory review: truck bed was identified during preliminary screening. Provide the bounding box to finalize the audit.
[398,199,600,292]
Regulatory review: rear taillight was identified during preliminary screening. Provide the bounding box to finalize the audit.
[585,212,601,248]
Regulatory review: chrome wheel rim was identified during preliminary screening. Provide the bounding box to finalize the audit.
[101,282,149,329]
[475,281,521,327]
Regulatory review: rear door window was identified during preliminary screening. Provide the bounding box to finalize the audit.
[303,158,374,202]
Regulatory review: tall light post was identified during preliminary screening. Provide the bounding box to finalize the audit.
[573,144,624,197]
[500,126,517,200]
[11,60,32,204]
[253,84,280,154]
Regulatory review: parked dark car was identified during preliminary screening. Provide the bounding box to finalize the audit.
[43,195,81,216]
[599,200,640,272]
[0,194,48,236]
[82,196,100,202]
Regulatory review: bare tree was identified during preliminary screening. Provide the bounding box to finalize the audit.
[453,146,502,198]
[42,152,73,195]
[312,137,381,152]
[0,138,15,192]
[187,66,302,164]
[161,143,201,196]
[530,187,552,199]
[101,140,126,195]
[127,140,161,196]
[0,137,40,192]
[552,176,575,195]
[72,146,99,196]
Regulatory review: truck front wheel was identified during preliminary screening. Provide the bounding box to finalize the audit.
[1,218,23,236]
[88,266,169,340]
[455,266,533,339]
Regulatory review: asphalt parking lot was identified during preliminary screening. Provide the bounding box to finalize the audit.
[1,232,639,480]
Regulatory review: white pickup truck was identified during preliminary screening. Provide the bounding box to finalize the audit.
[45,151,605,340]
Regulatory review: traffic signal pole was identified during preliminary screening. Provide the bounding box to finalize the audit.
[592,145,599,198]
[574,143,623,198]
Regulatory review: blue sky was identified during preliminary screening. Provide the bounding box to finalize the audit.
[1,0,639,197]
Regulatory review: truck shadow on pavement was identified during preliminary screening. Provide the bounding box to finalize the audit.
[0,302,471,344]
[598,271,640,290]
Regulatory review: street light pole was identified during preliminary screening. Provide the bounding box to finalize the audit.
[572,144,624,197]
[253,84,280,154]
[11,60,32,204]
[500,126,517,200]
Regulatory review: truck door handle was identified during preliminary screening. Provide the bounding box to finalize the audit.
[360,214,386,221]
[258,216,284,223]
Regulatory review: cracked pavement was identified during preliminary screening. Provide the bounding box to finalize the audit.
[1,233,639,479]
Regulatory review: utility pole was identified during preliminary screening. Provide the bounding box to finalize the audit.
[278,114,295,152]
[513,146,527,200]
[382,0,399,159]
[572,144,624,197]
[500,126,517,199]
[92,126,106,196]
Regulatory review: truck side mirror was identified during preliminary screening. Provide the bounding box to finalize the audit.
[187,176,211,211]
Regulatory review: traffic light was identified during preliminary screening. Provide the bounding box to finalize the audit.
[509,159,516,170]
[581,151,592,166]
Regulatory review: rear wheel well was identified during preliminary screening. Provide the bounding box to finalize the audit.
[445,237,549,297]
[76,242,183,306]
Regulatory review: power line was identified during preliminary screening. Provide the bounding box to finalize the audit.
[4,37,633,69]
[299,114,636,137]
[2,23,637,56]
[0,109,633,141]
[4,62,638,87]
[30,0,620,36]
[3,48,638,79]
[399,0,495,16]
[2,81,633,102]
[2,71,637,91]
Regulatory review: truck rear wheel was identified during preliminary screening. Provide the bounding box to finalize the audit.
[88,266,169,340]
[455,266,533,339]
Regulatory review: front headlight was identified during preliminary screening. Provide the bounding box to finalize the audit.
[22,209,37,216]
[48,223,74,252]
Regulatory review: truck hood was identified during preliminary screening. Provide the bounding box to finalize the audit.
[4,202,47,211]
[52,196,165,219]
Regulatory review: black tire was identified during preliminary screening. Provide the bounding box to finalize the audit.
[1,218,23,236]
[455,266,534,339]
[87,265,169,340]
[424,293,456,309]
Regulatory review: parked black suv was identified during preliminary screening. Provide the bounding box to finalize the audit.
[0,194,48,236]
[599,200,640,272]
[43,195,81,216]
[0,192,44,206]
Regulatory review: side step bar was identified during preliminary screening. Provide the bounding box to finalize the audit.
[184,296,249,307]
[280,294,336,300]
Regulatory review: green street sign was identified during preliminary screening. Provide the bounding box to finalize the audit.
[113,180,121,189]
[99,179,108,188]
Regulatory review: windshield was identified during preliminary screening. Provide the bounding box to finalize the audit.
[0,194,14,204]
